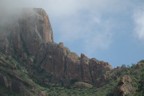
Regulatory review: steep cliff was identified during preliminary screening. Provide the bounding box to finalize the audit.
[0,8,144,96]
[0,8,112,88]
[0,8,53,56]
[0,8,114,96]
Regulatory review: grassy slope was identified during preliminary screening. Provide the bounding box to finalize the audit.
[0,51,144,96]
[0,52,48,96]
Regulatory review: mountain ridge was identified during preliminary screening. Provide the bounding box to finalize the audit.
[0,8,143,96]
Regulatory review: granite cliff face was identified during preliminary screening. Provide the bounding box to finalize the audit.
[0,8,112,88]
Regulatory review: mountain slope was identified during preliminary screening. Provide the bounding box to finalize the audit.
[0,52,48,96]
[0,8,143,96]
[0,8,112,87]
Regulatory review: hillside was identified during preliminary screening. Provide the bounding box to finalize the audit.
[0,8,144,96]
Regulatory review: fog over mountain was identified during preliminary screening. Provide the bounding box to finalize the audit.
[0,0,144,67]
[0,1,144,96]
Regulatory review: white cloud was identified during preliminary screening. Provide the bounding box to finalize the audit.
[84,31,112,56]
[43,0,84,17]
[53,12,113,55]
[41,0,130,18]
[42,0,123,55]
[134,8,144,40]
[0,0,139,56]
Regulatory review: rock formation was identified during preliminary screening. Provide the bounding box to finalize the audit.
[0,8,112,87]
[109,75,135,96]
[0,8,53,56]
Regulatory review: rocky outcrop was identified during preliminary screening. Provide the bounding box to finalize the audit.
[33,43,112,87]
[0,8,112,87]
[0,8,53,56]
[110,75,135,96]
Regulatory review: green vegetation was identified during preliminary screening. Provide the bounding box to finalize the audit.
[0,53,48,96]
[0,52,144,96]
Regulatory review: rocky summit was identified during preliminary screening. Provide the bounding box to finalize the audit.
[0,8,144,96]
[0,8,112,87]
[0,8,53,55]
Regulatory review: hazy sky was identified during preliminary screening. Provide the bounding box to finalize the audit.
[1,0,144,67]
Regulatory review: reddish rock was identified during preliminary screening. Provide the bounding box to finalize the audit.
[0,8,112,87]
[80,54,91,83]
[0,8,53,56]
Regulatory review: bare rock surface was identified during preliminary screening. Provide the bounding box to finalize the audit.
[0,8,112,87]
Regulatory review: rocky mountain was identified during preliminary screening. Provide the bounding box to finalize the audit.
[0,8,144,96]
[0,8,111,86]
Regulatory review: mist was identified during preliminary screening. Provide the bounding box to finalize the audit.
[0,0,42,26]
[0,0,144,67]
